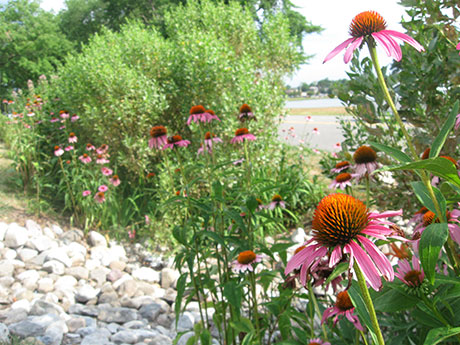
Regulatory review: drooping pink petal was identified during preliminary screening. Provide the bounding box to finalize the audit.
[368,209,403,219]
[360,228,390,240]
[357,235,394,281]
[299,246,328,286]
[411,255,421,272]
[321,306,336,324]
[344,37,363,63]
[448,223,460,246]
[380,32,403,60]
[285,243,320,274]
[323,38,355,63]
[383,30,425,52]
[372,32,394,58]
[345,310,364,331]
[329,246,343,267]
[345,241,382,291]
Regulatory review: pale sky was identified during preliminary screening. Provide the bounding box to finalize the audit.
[36,0,409,85]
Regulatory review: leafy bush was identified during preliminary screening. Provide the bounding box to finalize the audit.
[38,0,304,179]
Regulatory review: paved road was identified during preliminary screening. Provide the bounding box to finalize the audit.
[278,115,354,151]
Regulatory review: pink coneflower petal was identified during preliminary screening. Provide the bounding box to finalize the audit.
[344,37,363,63]
[357,235,394,281]
[323,38,355,63]
[98,185,108,192]
[345,241,381,291]
[82,190,91,197]
[384,30,425,52]
[329,246,343,267]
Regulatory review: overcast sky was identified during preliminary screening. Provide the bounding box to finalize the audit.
[34,0,410,85]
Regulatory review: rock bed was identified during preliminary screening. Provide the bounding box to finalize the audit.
[0,220,211,345]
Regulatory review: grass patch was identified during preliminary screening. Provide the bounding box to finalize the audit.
[286,106,348,116]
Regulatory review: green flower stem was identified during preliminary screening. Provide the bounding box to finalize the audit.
[365,175,370,207]
[353,262,385,345]
[359,330,370,345]
[367,44,418,160]
[367,43,460,273]
[307,281,329,341]
[249,271,261,343]
[58,157,79,224]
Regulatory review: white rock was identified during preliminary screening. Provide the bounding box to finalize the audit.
[25,220,42,237]
[111,330,138,344]
[132,267,160,283]
[43,227,56,239]
[54,275,78,290]
[0,277,14,288]
[3,248,17,260]
[0,260,14,276]
[90,267,109,285]
[161,268,180,289]
[9,259,25,268]
[46,248,72,267]
[51,224,64,236]
[4,223,29,248]
[17,270,40,287]
[17,248,38,261]
[0,323,9,343]
[291,228,306,244]
[70,253,86,266]
[67,242,87,257]
[66,267,89,280]
[85,259,101,271]
[0,222,7,241]
[88,231,107,247]
[11,299,31,313]
[27,235,55,252]
[43,260,65,275]
[75,284,100,303]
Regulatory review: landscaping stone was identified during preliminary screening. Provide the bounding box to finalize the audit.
[4,223,29,248]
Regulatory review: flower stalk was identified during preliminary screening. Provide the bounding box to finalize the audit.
[353,262,385,345]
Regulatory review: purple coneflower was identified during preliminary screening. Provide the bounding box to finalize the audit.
[86,143,96,151]
[457,41,460,55]
[395,256,424,288]
[101,167,113,176]
[27,112,35,117]
[98,185,108,192]
[109,175,121,187]
[82,190,91,197]
[232,250,262,273]
[285,193,403,291]
[149,126,168,149]
[71,115,79,122]
[238,104,256,122]
[94,192,105,203]
[331,161,350,173]
[79,154,92,164]
[54,146,64,157]
[68,132,78,143]
[163,135,191,150]
[230,128,256,144]
[329,172,353,190]
[59,111,70,119]
[96,154,110,164]
[413,209,460,247]
[65,146,74,152]
[322,290,364,331]
[323,10,424,64]
[268,194,286,210]
[313,127,320,135]
[353,145,380,179]
[187,105,219,125]
[204,131,222,148]
[307,338,330,345]
[96,144,109,155]
[50,117,59,123]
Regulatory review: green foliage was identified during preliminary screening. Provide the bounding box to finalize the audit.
[0,0,73,100]
[45,0,305,179]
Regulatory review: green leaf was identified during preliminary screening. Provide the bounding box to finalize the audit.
[429,100,459,158]
[246,196,258,213]
[380,158,460,188]
[411,181,446,221]
[325,261,348,285]
[373,287,419,312]
[241,332,254,345]
[278,312,292,340]
[419,223,448,284]
[185,335,196,345]
[200,231,227,249]
[175,273,188,325]
[200,329,212,345]
[230,317,254,333]
[423,326,460,345]
[223,281,242,314]
[172,225,188,246]
[369,141,412,163]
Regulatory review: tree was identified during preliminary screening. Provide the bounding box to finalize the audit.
[58,0,321,50]
[0,0,73,99]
